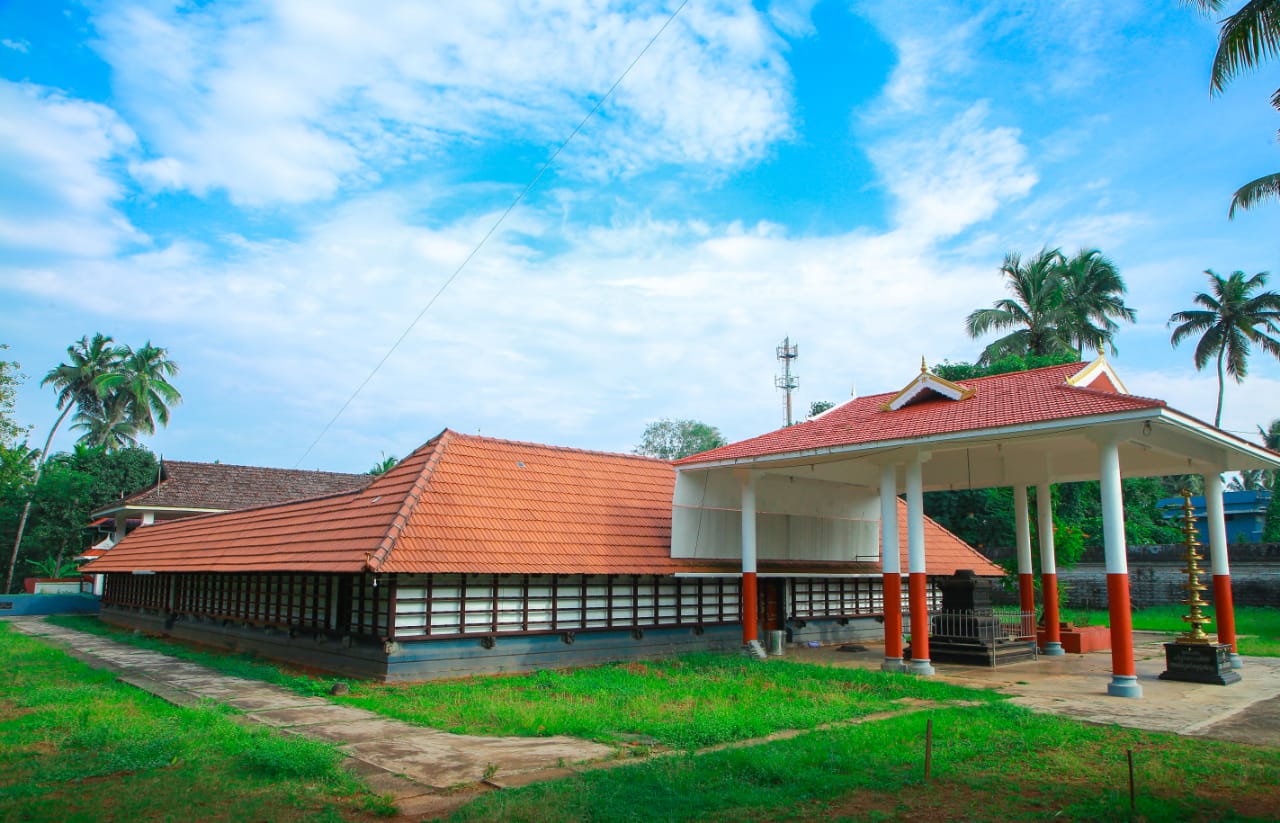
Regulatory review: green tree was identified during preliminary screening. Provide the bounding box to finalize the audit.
[15,446,159,580]
[89,341,182,443]
[965,248,1135,365]
[1058,249,1137,356]
[635,419,727,460]
[934,351,1080,382]
[6,336,181,592]
[965,248,1073,365]
[1169,269,1280,427]
[1187,0,1280,216]
[0,346,29,449]
[368,453,399,475]
[6,334,121,593]
[808,400,835,418]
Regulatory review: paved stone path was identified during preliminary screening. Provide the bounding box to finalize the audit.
[5,618,615,817]
[788,631,1280,748]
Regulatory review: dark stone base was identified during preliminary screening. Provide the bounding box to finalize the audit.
[905,638,1037,667]
[1159,642,1241,686]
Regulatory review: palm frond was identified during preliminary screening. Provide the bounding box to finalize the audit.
[1229,171,1280,217]
[1211,0,1280,94]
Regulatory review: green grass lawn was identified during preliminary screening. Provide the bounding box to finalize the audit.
[445,703,1280,822]
[21,617,1280,821]
[1061,605,1280,656]
[0,622,392,822]
[335,654,999,749]
[45,615,999,750]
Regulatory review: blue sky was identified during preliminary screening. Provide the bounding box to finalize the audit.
[2,0,1277,473]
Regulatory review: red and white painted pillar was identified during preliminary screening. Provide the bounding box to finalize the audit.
[1100,438,1141,698]
[740,472,759,646]
[1036,481,1064,656]
[1205,472,1242,669]
[1013,485,1035,622]
[880,462,906,672]
[905,458,934,675]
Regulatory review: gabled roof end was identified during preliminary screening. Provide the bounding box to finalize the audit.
[1066,356,1128,394]
[880,359,975,412]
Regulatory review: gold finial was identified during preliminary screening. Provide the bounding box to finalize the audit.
[921,356,928,374]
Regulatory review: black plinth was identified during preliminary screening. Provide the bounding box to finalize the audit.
[1159,642,1241,685]
[937,569,992,612]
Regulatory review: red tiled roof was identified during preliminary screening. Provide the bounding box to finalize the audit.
[86,430,996,577]
[678,362,1164,465]
[92,460,372,516]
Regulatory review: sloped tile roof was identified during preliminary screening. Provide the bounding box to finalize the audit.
[678,362,1164,465]
[86,431,997,577]
[93,460,372,515]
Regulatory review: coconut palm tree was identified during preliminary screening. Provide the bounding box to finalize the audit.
[965,248,1075,365]
[1058,249,1137,356]
[71,392,141,450]
[1186,0,1280,216]
[1169,270,1280,427]
[94,341,182,438]
[6,334,121,592]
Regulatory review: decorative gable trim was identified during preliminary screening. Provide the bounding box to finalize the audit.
[881,360,975,411]
[1066,357,1129,394]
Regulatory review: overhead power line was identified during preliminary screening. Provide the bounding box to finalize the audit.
[295,1,691,467]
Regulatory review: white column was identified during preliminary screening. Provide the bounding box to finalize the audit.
[880,464,900,577]
[905,458,933,675]
[1036,481,1064,655]
[740,473,759,646]
[741,474,757,576]
[879,463,905,671]
[1036,482,1056,576]
[1014,486,1032,578]
[907,461,925,577]
[1205,473,1229,577]
[1100,438,1141,698]
[1014,484,1035,622]
[1204,472,1241,668]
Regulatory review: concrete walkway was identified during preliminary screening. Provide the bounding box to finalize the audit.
[787,631,1280,748]
[5,618,616,817]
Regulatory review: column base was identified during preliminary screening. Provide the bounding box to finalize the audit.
[881,657,907,673]
[1106,674,1143,699]
[1040,641,1065,657]
[907,659,935,676]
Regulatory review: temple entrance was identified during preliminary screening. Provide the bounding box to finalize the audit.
[761,579,786,632]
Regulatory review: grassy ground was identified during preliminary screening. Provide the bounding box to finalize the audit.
[23,617,1280,821]
[0,622,392,822]
[1061,605,1280,656]
[45,615,998,749]
[446,704,1280,822]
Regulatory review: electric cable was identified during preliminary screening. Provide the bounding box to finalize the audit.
[295,0,690,467]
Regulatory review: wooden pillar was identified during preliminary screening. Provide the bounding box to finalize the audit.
[905,458,934,675]
[880,462,905,672]
[1204,472,1242,669]
[741,472,758,645]
[1037,482,1064,656]
[1100,438,1141,698]
[1014,485,1035,618]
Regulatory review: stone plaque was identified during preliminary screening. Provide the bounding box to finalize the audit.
[1159,642,1241,685]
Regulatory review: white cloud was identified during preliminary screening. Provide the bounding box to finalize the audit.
[2,39,30,53]
[0,81,142,256]
[868,103,1037,242]
[90,0,797,207]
